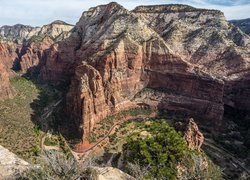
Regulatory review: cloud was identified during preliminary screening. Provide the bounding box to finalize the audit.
[0,0,249,26]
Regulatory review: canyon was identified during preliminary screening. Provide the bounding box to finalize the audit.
[0,3,249,140]
[0,2,250,178]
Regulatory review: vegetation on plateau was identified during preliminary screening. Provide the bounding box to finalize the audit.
[123,120,188,179]
[120,120,222,179]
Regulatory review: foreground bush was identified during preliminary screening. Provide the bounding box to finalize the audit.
[123,120,188,179]
[123,120,223,179]
[19,151,91,180]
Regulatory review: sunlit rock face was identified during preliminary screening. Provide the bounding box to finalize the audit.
[0,21,73,98]
[62,3,225,139]
[1,3,250,140]
[0,145,31,179]
[0,21,73,43]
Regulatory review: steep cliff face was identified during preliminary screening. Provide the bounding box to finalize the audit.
[64,3,224,139]
[0,42,19,71]
[133,4,250,116]
[0,62,12,99]
[0,20,73,76]
[18,36,55,73]
[0,20,73,97]
[133,5,250,77]
[0,42,20,99]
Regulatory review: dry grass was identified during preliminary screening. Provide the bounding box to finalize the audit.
[0,76,60,161]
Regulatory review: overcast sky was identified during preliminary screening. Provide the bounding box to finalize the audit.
[0,0,249,26]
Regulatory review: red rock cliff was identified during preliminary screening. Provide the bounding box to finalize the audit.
[63,3,224,139]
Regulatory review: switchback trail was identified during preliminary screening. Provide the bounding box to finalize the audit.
[73,112,158,160]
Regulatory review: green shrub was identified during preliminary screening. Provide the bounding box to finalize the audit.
[32,146,41,156]
[123,120,188,179]
[44,137,57,146]
[88,134,97,143]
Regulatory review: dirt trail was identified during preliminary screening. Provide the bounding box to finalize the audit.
[73,112,157,156]
[39,99,62,150]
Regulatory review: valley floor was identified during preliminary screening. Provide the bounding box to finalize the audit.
[0,76,61,161]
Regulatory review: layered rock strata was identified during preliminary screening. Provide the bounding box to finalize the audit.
[64,3,225,139]
[1,3,250,141]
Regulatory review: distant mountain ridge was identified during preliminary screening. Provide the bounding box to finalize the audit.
[0,20,74,43]
[230,18,250,35]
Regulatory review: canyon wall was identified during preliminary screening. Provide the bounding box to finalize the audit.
[64,3,225,139]
[0,3,250,140]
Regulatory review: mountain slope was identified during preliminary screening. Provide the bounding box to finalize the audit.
[133,5,250,77]
[230,18,250,35]
[133,4,250,111]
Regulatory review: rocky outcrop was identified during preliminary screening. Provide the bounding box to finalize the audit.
[0,145,30,179]
[184,118,204,152]
[89,167,135,180]
[230,18,250,35]
[175,118,204,152]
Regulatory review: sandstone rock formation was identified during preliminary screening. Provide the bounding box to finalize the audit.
[133,5,250,77]
[0,20,73,98]
[184,118,204,152]
[0,24,34,44]
[1,3,250,141]
[0,42,19,72]
[64,3,226,139]
[133,5,250,113]
[18,36,55,73]
[0,42,19,99]
[0,145,30,179]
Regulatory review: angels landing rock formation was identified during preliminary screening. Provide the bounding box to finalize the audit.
[63,3,250,140]
[62,3,225,139]
[1,3,250,141]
